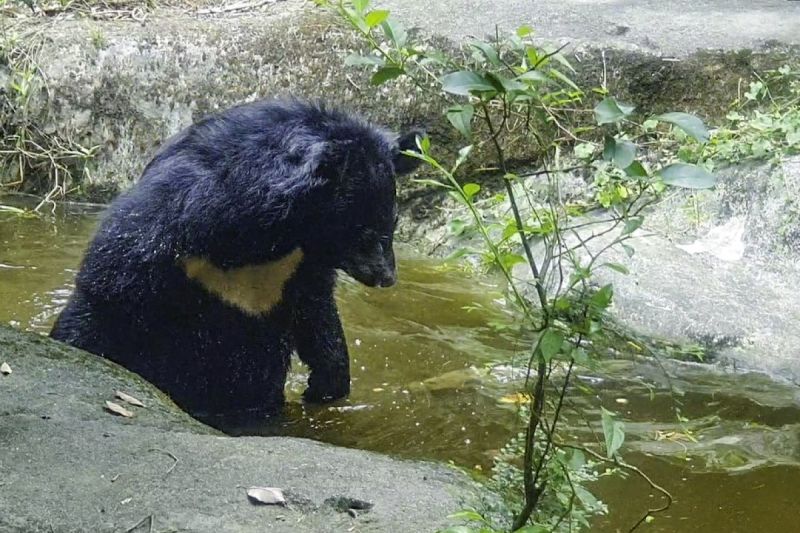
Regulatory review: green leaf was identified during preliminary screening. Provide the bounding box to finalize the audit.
[622,243,635,257]
[594,97,635,125]
[343,5,370,33]
[516,25,533,37]
[526,47,539,67]
[462,182,480,199]
[352,0,369,13]
[485,72,526,93]
[344,54,384,67]
[402,149,433,167]
[447,510,485,522]
[624,160,648,178]
[501,221,518,241]
[448,189,467,206]
[656,112,710,143]
[370,66,404,86]
[574,142,597,159]
[601,407,625,458]
[448,218,470,236]
[438,527,472,533]
[544,45,576,73]
[380,19,407,48]
[554,297,571,312]
[590,284,614,309]
[603,137,636,169]
[549,68,581,91]
[602,136,614,162]
[516,70,549,83]
[539,329,564,362]
[469,41,501,67]
[601,262,630,275]
[499,253,526,271]
[446,104,474,139]
[441,71,496,96]
[364,9,389,28]
[658,163,716,189]
[417,134,431,154]
[622,216,643,236]
[642,118,659,131]
[613,140,636,169]
[571,346,590,366]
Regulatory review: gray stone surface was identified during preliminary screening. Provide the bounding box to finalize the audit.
[600,227,800,384]
[9,2,452,200]
[3,0,797,201]
[597,157,800,383]
[414,156,800,384]
[378,0,800,56]
[0,326,470,533]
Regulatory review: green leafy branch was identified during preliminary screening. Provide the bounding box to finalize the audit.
[318,1,714,530]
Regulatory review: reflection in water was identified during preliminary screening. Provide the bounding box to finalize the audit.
[2,197,800,532]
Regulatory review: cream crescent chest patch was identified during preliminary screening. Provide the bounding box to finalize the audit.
[182,247,304,316]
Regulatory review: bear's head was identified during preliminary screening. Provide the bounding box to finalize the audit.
[307,129,423,288]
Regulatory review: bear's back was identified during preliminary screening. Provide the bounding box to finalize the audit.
[140,100,396,185]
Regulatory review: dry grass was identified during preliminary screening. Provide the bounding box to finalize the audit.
[0,0,284,20]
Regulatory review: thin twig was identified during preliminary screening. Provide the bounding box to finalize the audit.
[148,448,179,477]
[523,165,588,179]
[196,0,281,15]
[556,443,673,531]
[124,514,154,533]
[480,103,549,314]
[552,460,577,531]
[533,42,571,70]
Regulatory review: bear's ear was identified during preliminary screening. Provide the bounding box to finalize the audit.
[393,130,425,176]
[301,140,356,185]
[298,140,332,177]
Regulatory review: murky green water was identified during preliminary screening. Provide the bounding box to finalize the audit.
[3,197,800,532]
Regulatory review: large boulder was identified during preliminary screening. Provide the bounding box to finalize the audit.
[0,326,471,533]
[1,0,797,202]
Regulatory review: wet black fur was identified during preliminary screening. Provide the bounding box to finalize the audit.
[51,99,421,420]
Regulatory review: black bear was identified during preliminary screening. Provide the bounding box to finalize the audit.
[51,99,421,420]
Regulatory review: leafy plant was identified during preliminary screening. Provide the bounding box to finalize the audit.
[329,1,717,530]
[659,65,800,167]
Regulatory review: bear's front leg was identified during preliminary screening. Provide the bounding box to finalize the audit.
[292,286,351,404]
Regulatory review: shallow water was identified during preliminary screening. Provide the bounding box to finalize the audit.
[3,197,800,532]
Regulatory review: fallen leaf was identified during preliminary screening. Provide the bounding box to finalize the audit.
[499,392,531,405]
[115,390,145,407]
[104,401,134,418]
[247,486,286,506]
[0,362,11,375]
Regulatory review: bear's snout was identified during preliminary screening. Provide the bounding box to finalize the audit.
[377,270,396,288]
